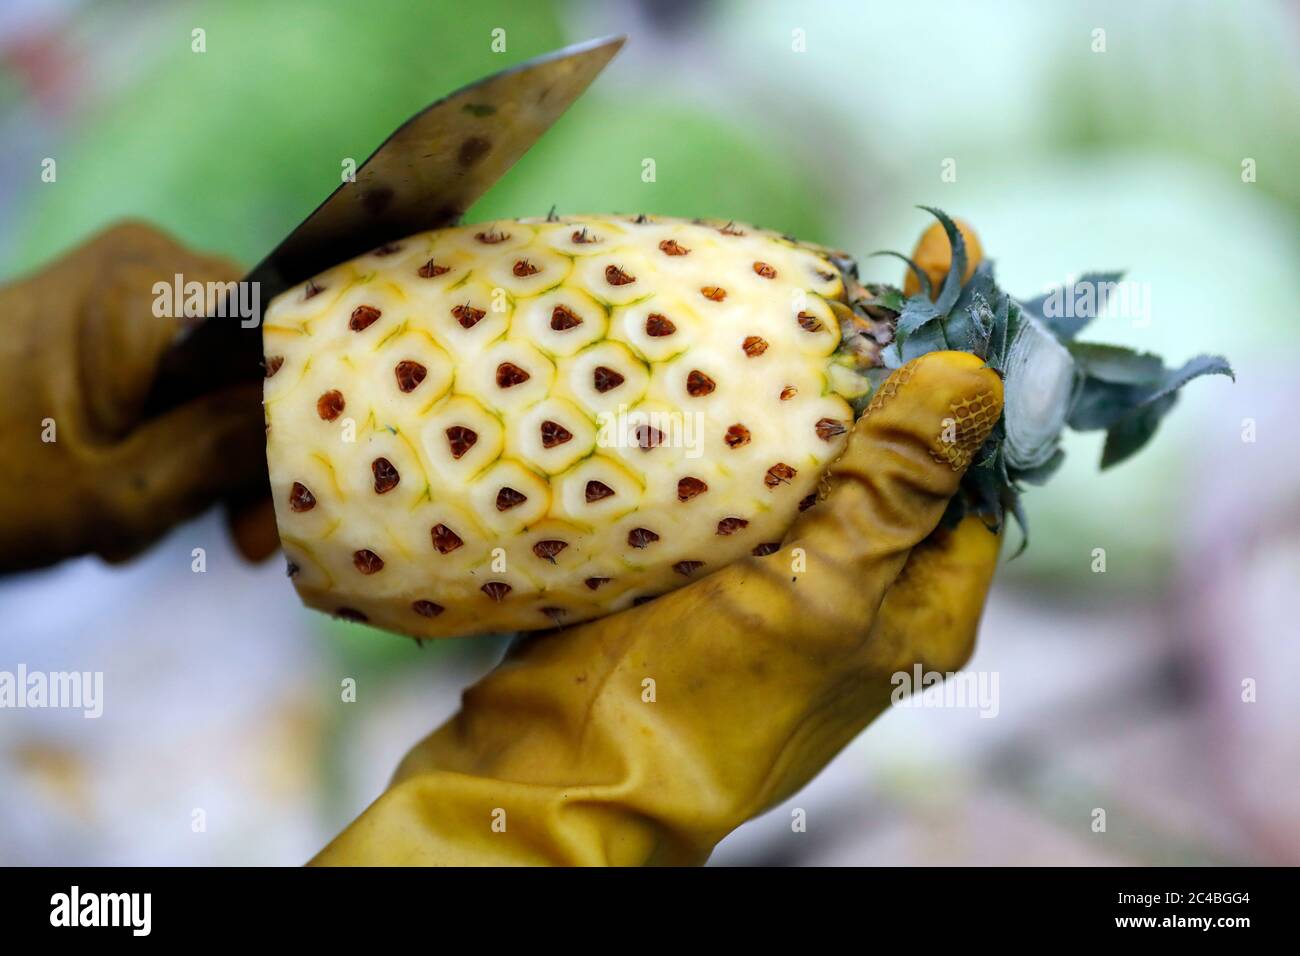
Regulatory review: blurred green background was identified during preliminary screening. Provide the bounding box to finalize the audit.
[1,0,1297,865]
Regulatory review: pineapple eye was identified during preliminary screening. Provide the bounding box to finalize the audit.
[676,477,708,501]
[635,425,665,450]
[481,582,512,601]
[645,314,676,337]
[751,543,781,557]
[540,607,567,624]
[584,577,610,590]
[815,418,848,441]
[452,303,486,328]
[627,528,659,549]
[742,336,768,357]
[700,286,727,302]
[685,370,716,397]
[371,457,400,494]
[673,561,705,576]
[532,540,568,563]
[289,482,316,512]
[658,238,690,256]
[445,426,477,459]
[593,366,625,393]
[724,424,751,448]
[513,259,540,277]
[431,524,464,553]
[753,262,777,279]
[264,355,284,378]
[349,305,382,331]
[780,385,798,401]
[550,305,582,330]
[412,600,444,618]
[797,311,824,333]
[495,362,531,388]
[605,264,635,286]
[764,463,797,488]
[495,487,528,511]
[418,259,450,278]
[394,360,428,393]
[584,480,615,503]
[799,493,818,512]
[317,390,346,421]
[539,420,573,448]
[353,549,385,574]
[475,229,510,244]
[716,517,749,535]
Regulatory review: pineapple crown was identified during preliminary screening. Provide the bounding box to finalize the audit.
[857,207,1233,549]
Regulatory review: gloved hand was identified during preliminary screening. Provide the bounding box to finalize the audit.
[312,348,1003,865]
[0,222,273,572]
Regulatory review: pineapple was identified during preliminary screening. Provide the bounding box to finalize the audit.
[263,210,1229,639]
[263,214,887,638]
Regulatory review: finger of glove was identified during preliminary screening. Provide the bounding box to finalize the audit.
[92,382,266,562]
[786,351,1003,625]
[864,515,1001,677]
[225,494,281,563]
[74,221,242,438]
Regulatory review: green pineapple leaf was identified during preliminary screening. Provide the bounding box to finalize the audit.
[869,251,931,299]
[895,294,943,337]
[1067,377,1145,431]
[1101,395,1178,469]
[1146,353,1235,403]
[918,206,968,314]
[1068,343,1166,384]
[900,315,951,361]
[865,208,1231,548]
[1068,350,1233,433]
[1015,447,1067,486]
[1002,483,1030,558]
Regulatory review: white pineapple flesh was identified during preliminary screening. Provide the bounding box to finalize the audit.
[263,215,875,638]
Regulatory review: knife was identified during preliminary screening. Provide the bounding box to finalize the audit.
[144,35,625,417]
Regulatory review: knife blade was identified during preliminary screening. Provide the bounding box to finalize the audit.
[144,35,624,416]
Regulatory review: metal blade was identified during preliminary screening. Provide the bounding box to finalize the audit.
[145,35,624,416]
[250,34,625,300]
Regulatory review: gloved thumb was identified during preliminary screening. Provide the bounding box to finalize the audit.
[788,350,1002,622]
[89,382,266,562]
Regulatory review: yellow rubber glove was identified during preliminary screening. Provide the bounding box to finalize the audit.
[0,222,272,571]
[312,349,1003,866]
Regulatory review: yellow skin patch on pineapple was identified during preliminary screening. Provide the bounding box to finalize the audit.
[264,216,862,638]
